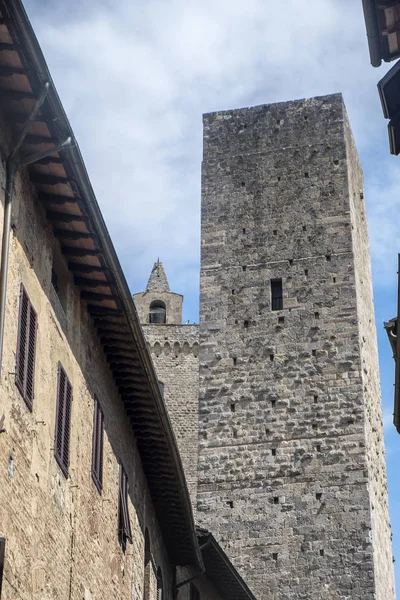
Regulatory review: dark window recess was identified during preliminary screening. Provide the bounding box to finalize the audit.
[149,300,166,324]
[144,529,151,600]
[320,549,324,556]
[271,279,283,311]
[54,364,72,477]
[271,399,276,408]
[158,380,165,397]
[157,567,163,600]
[16,285,37,410]
[272,552,278,561]
[91,395,104,493]
[273,496,279,504]
[0,537,5,599]
[271,448,277,456]
[244,320,249,328]
[316,492,322,501]
[230,403,235,412]
[118,464,132,550]
[190,583,200,600]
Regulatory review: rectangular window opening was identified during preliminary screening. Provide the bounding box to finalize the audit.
[16,285,37,411]
[118,464,132,551]
[271,279,283,311]
[190,584,200,600]
[54,363,73,478]
[91,395,104,494]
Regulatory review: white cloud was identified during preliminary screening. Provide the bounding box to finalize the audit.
[24,0,395,315]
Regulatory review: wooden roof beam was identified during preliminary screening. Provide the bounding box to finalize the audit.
[39,193,77,205]
[55,230,95,241]
[30,172,70,185]
[62,247,100,257]
[69,263,105,274]
[47,212,88,223]
[74,277,107,288]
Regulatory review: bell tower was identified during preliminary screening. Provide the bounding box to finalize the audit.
[133,259,183,324]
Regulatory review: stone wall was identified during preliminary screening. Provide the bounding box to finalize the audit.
[198,94,395,599]
[343,115,396,600]
[0,123,174,600]
[144,324,199,508]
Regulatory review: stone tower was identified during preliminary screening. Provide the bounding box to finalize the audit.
[133,262,199,505]
[197,94,395,600]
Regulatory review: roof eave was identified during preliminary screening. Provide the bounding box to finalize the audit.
[361,0,384,67]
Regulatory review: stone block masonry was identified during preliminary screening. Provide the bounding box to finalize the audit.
[197,94,395,600]
[144,324,199,508]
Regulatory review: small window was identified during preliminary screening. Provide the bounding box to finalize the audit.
[157,567,163,600]
[118,464,132,550]
[16,285,37,411]
[149,300,166,324]
[144,529,151,600]
[91,395,104,493]
[271,279,283,311]
[0,536,5,598]
[158,380,165,397]
[190,583,200,600]
[54,363,73,477]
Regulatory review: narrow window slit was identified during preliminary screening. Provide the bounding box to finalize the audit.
[271,279,283,311]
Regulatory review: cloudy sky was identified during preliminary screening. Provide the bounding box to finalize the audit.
[25,0,400,592]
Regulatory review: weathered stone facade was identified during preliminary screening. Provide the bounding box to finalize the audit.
[197,94,395,600]
[0,130,175,600]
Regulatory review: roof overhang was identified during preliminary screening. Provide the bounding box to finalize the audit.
[0,0,202,569]
[197,528,258,600]
[383,254,400,434]
[362,0,400,66]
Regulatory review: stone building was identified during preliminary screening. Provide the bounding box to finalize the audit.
[0,3,257,600]
[136,96,396,600]
[197,95,395,600]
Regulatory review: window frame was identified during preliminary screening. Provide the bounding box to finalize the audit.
[54,363,73,478]
[91,394,104,494]
[15,284,37,411]
[271,278,283,311]
[118,463,132,550]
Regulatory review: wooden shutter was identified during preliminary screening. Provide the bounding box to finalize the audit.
[118,464,132,547]
[54,363,72,477]
[16,285,37,410]
[91,395,104,493]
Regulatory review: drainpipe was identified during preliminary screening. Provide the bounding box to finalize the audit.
[0,82,72,377]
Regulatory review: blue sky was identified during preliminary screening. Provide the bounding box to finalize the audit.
[24,0,400,592]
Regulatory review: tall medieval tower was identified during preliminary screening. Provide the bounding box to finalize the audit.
[197,94,395,599]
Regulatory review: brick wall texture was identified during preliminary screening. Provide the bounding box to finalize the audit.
[197,94,396,600]
[0,121,200,600]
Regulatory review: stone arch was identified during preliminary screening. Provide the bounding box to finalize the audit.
[149,300,166,324]
[173,342,180,357]
[193,342,199,357]
[153,342,161,357]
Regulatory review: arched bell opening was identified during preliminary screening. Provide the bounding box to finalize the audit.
[149,300,166,324]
